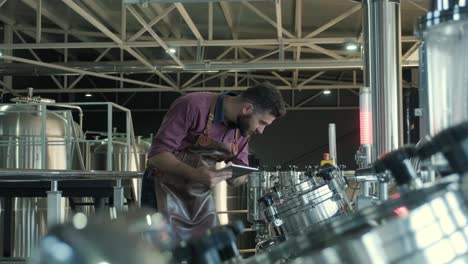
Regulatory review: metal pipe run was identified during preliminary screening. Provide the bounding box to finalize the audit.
[0,169,142,181]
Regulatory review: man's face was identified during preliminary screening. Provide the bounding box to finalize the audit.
[237,109,276,137]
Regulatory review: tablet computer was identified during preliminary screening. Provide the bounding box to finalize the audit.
[217,164,259,178]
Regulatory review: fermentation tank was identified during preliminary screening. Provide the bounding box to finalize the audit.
[0,103,82,257]
[91,136,150,204]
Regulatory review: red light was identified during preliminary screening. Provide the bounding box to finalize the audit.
[393,206,409,217]
[390,193,409,217]
[360,111,373,145]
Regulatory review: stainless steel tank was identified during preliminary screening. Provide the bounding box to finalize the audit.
[293,182,468,263]
[247,181,468,263]
[276,166,304,190]
[417,2,468,137]
[91,136,150,204]
[0,104,81,257]
[91,136,149,172]
[214,180,256,256]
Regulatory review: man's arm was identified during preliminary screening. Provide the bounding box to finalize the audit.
[149,152,232,188]
[148,152,197,179]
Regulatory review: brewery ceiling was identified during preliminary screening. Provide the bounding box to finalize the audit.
[0,0,428,110]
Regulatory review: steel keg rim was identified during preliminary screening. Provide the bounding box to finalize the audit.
[416,4,468,38]
[253,182,458,261]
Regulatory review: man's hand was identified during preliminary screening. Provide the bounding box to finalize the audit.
[192,166,232,188]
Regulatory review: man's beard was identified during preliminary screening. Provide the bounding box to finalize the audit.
[237,114,252,137]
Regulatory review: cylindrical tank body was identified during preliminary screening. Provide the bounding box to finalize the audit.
[91,136,150,204]
[417,4,468,137]
[0,104,81,257]
[91,136,150,172]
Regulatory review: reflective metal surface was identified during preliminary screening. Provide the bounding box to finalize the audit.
[276,166,304,190]
[90,136,150,204]
[418,18,468,137]
[0,104,81,258]
[91,136,150,172]
[275,183,343,237]
[29,210,168,264]
[363,0,403,200]
[295,183,468,263]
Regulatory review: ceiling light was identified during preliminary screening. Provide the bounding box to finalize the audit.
[85,93,93,97]
[0,51,3,56]
[345,42,359,51]
[167,48,176,54]
[323,90,331,95]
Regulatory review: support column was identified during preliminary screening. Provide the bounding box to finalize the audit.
[363,0,403,201]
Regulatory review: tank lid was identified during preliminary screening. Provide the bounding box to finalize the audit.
[416,0,468,37]
[10,87,56,104]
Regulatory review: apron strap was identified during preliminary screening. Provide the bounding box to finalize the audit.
[196,95,219,146]
[197,93,239,155]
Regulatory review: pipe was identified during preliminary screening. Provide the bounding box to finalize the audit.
[328,123,337,164]
[363,0,403,201]
[0,59,418,76]
[0,169,142,181]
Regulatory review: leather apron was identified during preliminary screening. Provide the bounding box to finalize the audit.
[150,95,239,242]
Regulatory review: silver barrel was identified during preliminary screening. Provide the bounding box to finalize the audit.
[247,171,272,224]
[274,182,344,237]
[0,104,80,257]
[277,166,303,190]
[417,3,468,138]
[298,182,468,263]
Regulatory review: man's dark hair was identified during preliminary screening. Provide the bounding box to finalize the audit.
[240,82,287,118]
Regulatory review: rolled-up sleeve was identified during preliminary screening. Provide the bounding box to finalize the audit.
[148,96,196,158]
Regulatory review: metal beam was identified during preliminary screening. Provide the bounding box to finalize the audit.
[181,47,234,88]
[242,1,295,39]
[81,0,118,32]
[219,1,237,39]
[175,3,204,42]
[0,59,418,74]
[293,0,302,87]
[0,36,420,50]
[403,41,421,60]
[295,91,322,108]
[0,10,15,25]
[408,0,428,12]
[208,2,213,40]
[68,48,111,89]
[36,0,42,43]
[151,3,183,38]
[62,0,176,88]
[127,4,175,41]
[275,0,282,39]
[304,43,345,60]
[127,5,185,68]
[11,84,362,94]
[271,71,291,86]
[298,71,325,87]
[22,0,69,30]
[0,0,7,8]
[0,79,20,96]
[304,5,361,39]
[22,0,116,60]
[13,30,64,89]
[0,55,172,90]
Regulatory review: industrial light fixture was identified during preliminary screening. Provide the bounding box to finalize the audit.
[167,48,176,54]
[85,93,93,97]
[323,90,331,95]
[345,42,359,51]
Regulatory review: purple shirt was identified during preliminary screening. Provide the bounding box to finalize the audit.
[148,92,249,166]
